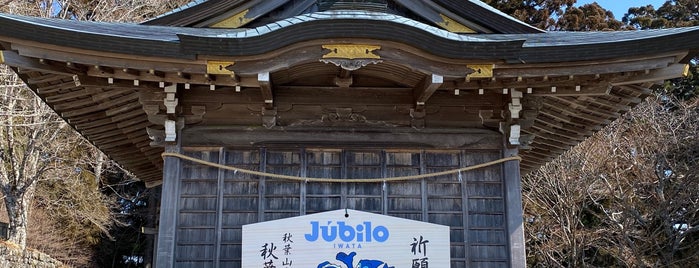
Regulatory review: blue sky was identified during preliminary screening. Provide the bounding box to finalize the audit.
[576,0,668,19]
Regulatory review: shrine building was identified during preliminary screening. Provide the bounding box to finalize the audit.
[1,0,698,267]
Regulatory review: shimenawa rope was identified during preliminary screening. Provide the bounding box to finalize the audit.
[161,152,521,183]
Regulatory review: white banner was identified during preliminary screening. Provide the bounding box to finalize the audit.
[242,209,450,268]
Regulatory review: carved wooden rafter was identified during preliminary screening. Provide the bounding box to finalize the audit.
[287,107,399,128]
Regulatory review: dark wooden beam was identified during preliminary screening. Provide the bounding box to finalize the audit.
[92,65,114,75]
[182,126,502,150]
[576,95,630,111]
[258,72,273,109]
[413,74,443,109]
[611,63,688,86]
[526,85,610,96]
[78,75,157,89]
[35,77,81,94]
[5,48,256,88]
[1,50,76,76]
[44,88,98,103]
[548,96,621,118]
[543,101,612,125]
[27,74,65,84]
[494,56,676,78]
[11,44,203,73]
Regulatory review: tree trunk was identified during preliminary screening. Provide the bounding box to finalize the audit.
[3,184,35,249]
[94,152,104,188]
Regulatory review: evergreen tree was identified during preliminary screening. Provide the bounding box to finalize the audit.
[624,0,699,99]
[481,0,577,30]
[556,3,624,31]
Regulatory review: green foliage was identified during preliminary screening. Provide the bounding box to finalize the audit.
[556,3,625,31]
[624,0,699,29]
[481,0,577,30]
[622,0,699,100]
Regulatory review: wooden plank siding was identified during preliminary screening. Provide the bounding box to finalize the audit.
[172,147,511,268]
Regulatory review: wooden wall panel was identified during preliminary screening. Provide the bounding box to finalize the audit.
[176,150,220,266]
[306,150,342,214]
[464,151,508,267]
[172,146,511,267]
[345,151,383,213]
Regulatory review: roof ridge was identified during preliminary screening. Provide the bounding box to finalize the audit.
[141,0,544,34]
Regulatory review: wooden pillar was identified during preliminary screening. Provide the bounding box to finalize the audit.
[214,148,225,268]
[155,143,182,268]
[503,146,526,267]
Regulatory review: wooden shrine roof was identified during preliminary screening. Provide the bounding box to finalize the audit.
[0,4,698,185]
[143,0,542,34]
[2,13,698,63]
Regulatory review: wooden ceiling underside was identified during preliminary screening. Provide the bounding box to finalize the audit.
[1,41,673,184]
[9,68,165,183]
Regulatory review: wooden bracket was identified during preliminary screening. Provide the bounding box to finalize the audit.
[509,124,521,145]
[508,89,522,119]
[413,74,443,111]
[163,84,178,114]
[334,76,353,87]
[258,72,273,109]
[142,104,168,126]
[146,118,184,146]
[331,63,358,84]
[499,122,521,146]
[164,120,177,142]
[146,127,165,147]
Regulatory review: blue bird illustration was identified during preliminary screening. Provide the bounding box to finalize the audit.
[317,252,394,268]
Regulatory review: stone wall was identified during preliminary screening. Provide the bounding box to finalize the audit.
[0,241,66,268]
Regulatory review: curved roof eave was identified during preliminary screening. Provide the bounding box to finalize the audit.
[1,12,699,64]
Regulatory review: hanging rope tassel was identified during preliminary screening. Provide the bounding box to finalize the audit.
[161,152,521,183]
